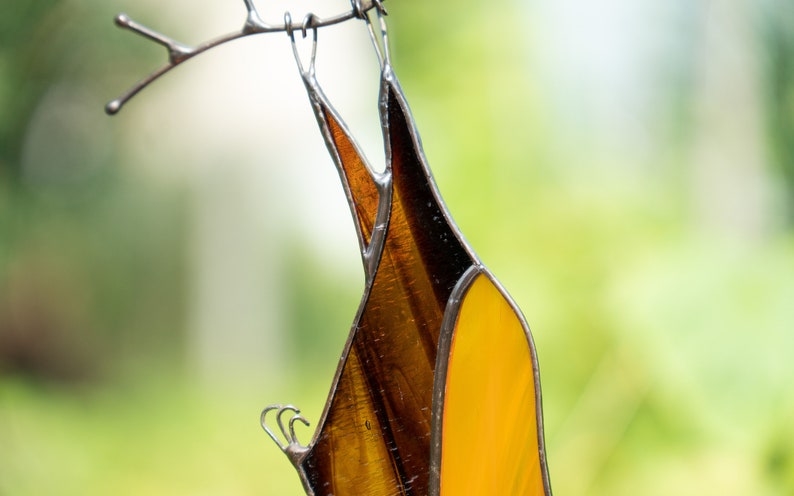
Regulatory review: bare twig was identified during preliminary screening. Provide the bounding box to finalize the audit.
[106,0,387,115]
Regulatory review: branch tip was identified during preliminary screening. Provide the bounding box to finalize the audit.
[105,99,122,115]
[114,13,130,28]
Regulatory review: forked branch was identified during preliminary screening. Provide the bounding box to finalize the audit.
[106,0,387,115]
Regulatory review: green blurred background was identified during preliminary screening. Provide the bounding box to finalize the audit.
[2,0,793,494]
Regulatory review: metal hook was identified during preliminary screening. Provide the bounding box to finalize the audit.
[284,11,295,40]
[351,0,366,19]
[289,413,311,443]
[301,13,316,39]
[286,11,319,77]
[276,405,301,442]
[353,0,386,21]
[373,0,388,16]
[261,404,311,454]
[261,405,287,450]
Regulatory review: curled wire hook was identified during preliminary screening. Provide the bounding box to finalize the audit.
[289,413,311,442]
[301,12,318,39]
[275,405,301,442]
[261,405,287,450]
[260,404,310,453]
[286,11,319,76]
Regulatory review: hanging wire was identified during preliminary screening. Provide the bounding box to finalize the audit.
[286,11,319,78]
[363,2,391,70]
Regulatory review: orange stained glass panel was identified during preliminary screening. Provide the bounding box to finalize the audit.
[440,273,545,496]
[323,108,380,247]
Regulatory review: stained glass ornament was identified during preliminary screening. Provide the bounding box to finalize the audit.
[107,2,552,494]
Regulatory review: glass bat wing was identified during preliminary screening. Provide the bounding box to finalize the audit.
[103,2,553,494]
[265,18,552,496]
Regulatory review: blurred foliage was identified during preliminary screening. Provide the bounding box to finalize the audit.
[761,0,794,222]
[2,0,794,495]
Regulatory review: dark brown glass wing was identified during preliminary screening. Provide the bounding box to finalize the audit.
[294,71,475,495]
